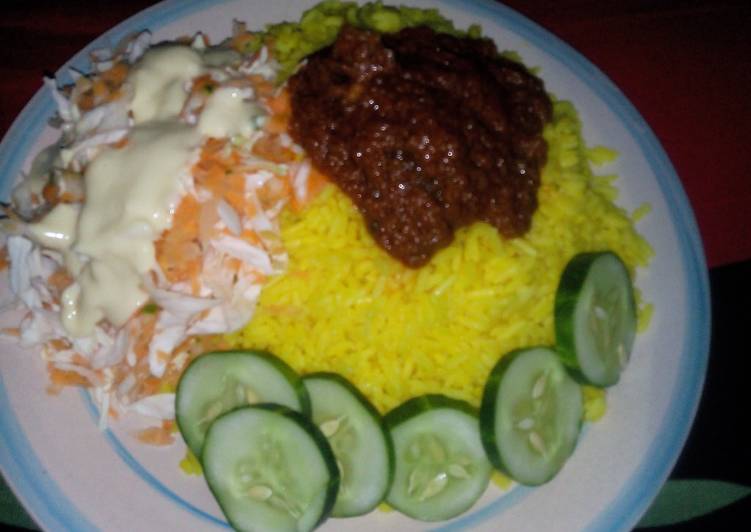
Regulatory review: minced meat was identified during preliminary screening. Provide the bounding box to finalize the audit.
[288,25,552,267]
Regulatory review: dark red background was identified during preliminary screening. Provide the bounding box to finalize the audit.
[1,0,750,268]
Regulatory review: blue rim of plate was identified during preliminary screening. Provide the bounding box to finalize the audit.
[0,0,710,531]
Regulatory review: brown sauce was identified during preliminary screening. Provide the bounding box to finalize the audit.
[289,26,552,267]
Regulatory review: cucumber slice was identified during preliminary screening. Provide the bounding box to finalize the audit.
[202,404,339,532]
[175,350,310,456]
[303,373,394,517]
[480,347,583,486]
[555,251,637,386]
[384,394,491,522]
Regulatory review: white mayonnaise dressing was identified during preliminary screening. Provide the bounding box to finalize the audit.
[129,45,205,123]
[27,203,79,251]
[198,87,260,138]
[61,122,201,336]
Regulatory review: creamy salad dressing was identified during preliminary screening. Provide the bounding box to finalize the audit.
[27,203,79,251]
[61,122,201,336]
[50,40,270,337]
[129,45,205,123]
[62,258,147,335]
[198,87,260,139]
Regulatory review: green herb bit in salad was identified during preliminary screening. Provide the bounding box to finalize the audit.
[139,302,160,315]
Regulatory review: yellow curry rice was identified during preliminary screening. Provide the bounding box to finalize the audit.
[227,100,653,414]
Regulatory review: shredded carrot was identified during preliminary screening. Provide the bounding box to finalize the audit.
[252,134,297,164]
[59,191,81,203]
[92,79,109,100]
[76,92,97,112]
[101,62,129,85]
[49,338,72,351]
[190,274,201,297]
[159,340,194,388]
[189,74,218,100]
[240,228,261,246]
[41,182,59,205]
[46,384,64,396]
[71,353,90,366]
[231,32,259,54]
[138,376,164,398]
[265,114,288,135]
[250,75,275,99]
[155,350,171,367]
[48,268,73,294]
[48,366,90,389]
[264,90,291,134]
[155,195,202,284]
[135,426,175,446]
[306,167,331,203]
[225,257,243,275]
[209,171,246,214]
[76,62,130,111]
[70,76,92,101]
[192,138,257,219]
[40,181,85,206]
[112,137,129,149]
[267,89,291,116]
[129,313,157,361]
[193,334,231,354]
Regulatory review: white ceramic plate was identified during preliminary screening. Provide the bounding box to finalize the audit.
[0,1,710,530]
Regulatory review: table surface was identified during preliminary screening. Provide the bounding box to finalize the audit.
[1,1,750,530]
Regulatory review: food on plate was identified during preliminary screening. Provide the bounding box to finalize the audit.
[175,350,310,456]
[202,404,339,532]
[554,251,637,386]
[251,0,483,80]
[302,373,394,517]
[480,346,583,486]
[0,0,655,529]
[383,394,492,521]
[0,20,316,435]
[233,102,653,415]
[288,25,551,267]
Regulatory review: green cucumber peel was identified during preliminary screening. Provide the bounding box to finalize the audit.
[202,403,339,532]
[384,394,479,429]
[384,394,491,521]
[302,372,395,517]
[479,347,583,486]
[175,349,310,457]
[554,251,637,387]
